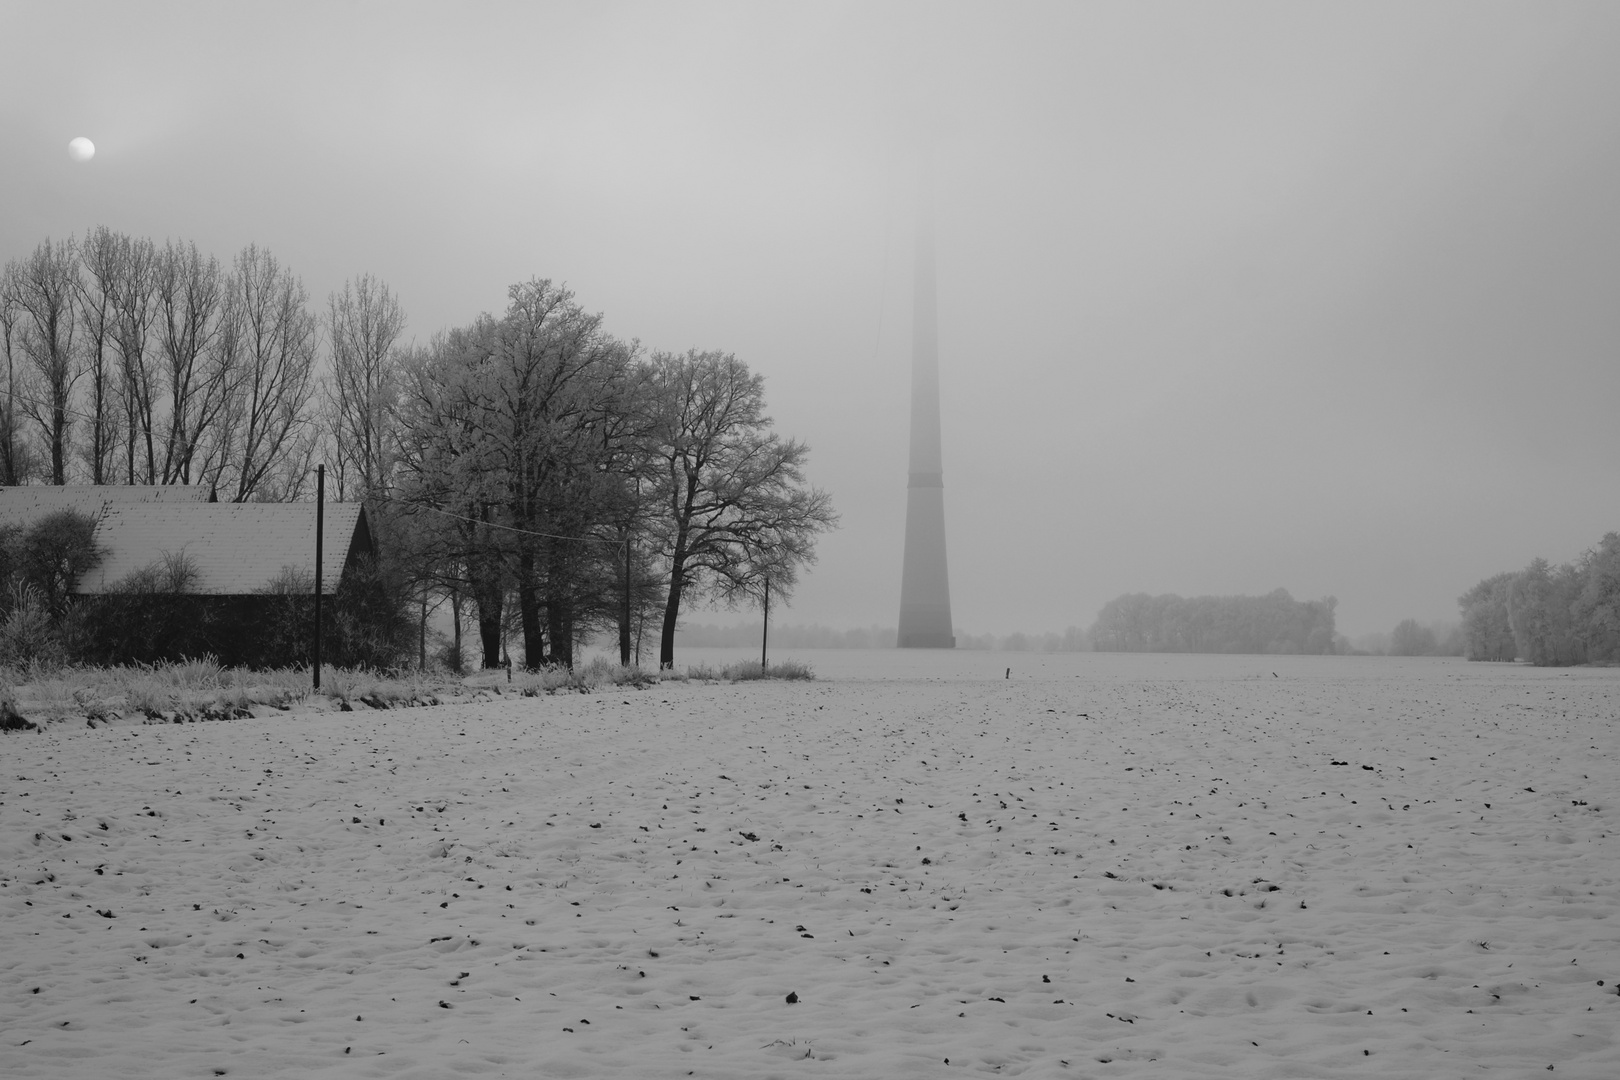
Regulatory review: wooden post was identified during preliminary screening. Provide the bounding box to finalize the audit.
[313,464,324,691]
[761,576,770,672]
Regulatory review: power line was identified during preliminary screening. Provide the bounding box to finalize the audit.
[380,494,630,547]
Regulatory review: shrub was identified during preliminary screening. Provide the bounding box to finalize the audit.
[721,659,814,681]
[125,674,176,718]
[164,654,226,691]
[0,523,22,593]
[328,554,417,670]
[17,510,102,614]
[246,566,317,670]
[577,656,655,688]
[0,583,62,671]
[0,512,102,670]
[320,665,363,704]
[769,659,814,680]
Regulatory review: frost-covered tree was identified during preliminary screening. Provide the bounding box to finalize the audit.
[1388,618,1438,656]
[644,349,836,669]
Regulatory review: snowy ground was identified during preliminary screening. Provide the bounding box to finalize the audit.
[2,652,1617,1078]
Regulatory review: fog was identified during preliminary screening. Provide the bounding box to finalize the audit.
[4,1,1619,639]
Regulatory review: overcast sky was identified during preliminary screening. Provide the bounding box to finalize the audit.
[4,1,1619,639]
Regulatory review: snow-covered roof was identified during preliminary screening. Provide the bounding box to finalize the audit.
[77,502,370,595]
[0,486,372,596]
[0,484,211,530]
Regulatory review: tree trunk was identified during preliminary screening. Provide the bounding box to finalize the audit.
[517,547,544,669]
[475,585,503,669]
[450,587,463,674]
[659,542,688,670]
[125,402,137,483]
[544,544,575,671]
[418,593,428,670]
[547,596,573,671]
[618,537,632,666]
[50,405,66,485]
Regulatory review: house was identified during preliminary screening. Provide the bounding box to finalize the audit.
[0,485,384,668]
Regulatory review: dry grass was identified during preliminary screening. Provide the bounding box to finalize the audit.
[658,658,814,682]
[722,658,815,681]
[3,658,315,724]
[0,652,811,730]
[461,658,658,696]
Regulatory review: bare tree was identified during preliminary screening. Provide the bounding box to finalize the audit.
[645,349,836,669]
[0,275,36,484]
[3,238,80,484]
[325,273,405,501]
[215,244,319,501]
[151,239,229,486]
[76,227,126,483]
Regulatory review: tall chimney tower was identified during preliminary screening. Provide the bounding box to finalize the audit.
[897,166,955,648]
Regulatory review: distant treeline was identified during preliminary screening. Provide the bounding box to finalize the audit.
[675,623,897,649]
[1459,532,1620,665]
[1355,619,1464,658]
[1089,588,1337,654]
[672,623,1092,652]
[955,628,1089,652]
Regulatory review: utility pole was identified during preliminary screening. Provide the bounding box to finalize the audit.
[620,533,632,666]
[313,463,324,691]
[761,576,770,672]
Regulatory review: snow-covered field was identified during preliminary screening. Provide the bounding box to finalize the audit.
[3,651,1617,1078]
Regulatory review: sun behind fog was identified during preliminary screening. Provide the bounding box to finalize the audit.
[68,137,95,162]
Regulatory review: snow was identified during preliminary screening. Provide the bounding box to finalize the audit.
[2,652,1617,1078]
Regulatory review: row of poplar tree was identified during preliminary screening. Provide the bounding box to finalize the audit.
[0,229,837,671]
